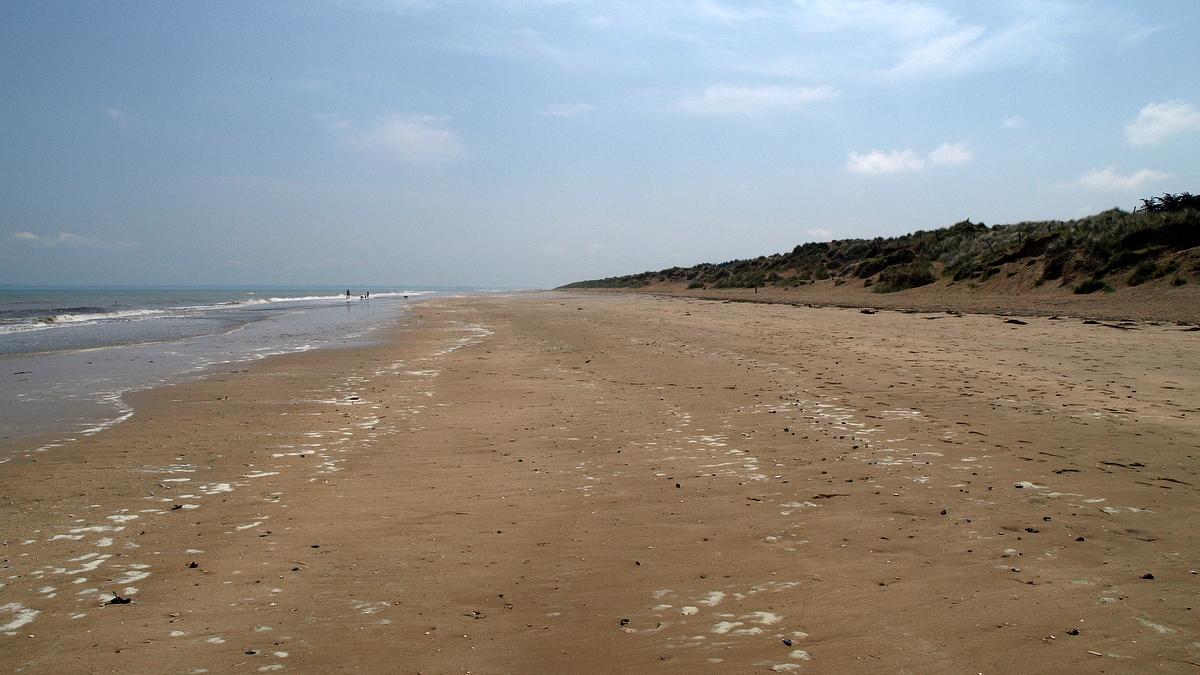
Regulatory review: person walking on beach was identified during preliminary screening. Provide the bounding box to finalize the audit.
[345,289,351,298]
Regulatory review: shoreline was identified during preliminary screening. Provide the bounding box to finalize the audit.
[0,296,426,453]
[1,292,1196,672]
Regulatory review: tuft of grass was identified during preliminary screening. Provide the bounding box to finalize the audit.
[1127,261,1159,286]
[1074,278,1112,294]
[873,260,937,293]
[1172,276,1188,286]
[687,280,705,289]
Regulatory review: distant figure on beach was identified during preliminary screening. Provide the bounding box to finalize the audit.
[345,289,351,298]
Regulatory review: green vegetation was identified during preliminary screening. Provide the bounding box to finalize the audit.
[873,259,936,293]
[1140,192,1200,213]
[559,192,1199,294]
[1074,278,1112,294]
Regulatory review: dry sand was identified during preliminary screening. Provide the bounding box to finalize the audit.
[605,277,1200,324]
[2,292,1198,673]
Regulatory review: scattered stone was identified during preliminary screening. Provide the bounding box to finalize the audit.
[187,561,199,569]
[1066,628,1079,636]
[1004,319,1028,325]
[1141,573,1155,580]
[107,595,132,605]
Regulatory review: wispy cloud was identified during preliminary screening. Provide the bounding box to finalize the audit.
[540,102,593,118]
[327,114,467,165]
[1122,25,1163,44]
[679,84,837,115]
[450,26,565,61]
[928,141,973,166]
[11,231,137,250]
[1068,166,1170,191]
[846,149,925,175]
[671,0,1090,81]
[1124,100,1200,146]
[104,107,132,129]
[846,141,972,175]
[1001,115,1026,128]
[339,1,1107,84]
[807,227,833,239]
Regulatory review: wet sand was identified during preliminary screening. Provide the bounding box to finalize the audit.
[2,292,1198,673]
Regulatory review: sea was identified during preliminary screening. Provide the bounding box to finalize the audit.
[0,286,467,450]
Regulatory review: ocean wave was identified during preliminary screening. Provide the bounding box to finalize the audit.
[0,290,431,336]
[0,308,166,335]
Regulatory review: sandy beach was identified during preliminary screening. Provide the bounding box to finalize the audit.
[2,292,1198,673]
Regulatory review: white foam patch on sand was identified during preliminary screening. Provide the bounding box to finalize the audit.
[698,591,725,606]
[113,570,151,585]
[1135,617,1175,634]
[0,603,40,632]
[70,525,123,533]
[745,611,783,625]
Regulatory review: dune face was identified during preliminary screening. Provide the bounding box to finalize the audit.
[1,293,1197,672]
[562,202,1200,325]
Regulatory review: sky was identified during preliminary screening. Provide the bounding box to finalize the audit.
[1,1,1198,288]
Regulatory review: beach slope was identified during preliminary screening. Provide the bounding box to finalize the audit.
[2,293,1197,672]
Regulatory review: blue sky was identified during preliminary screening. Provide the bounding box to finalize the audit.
[1,1,1198,287]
